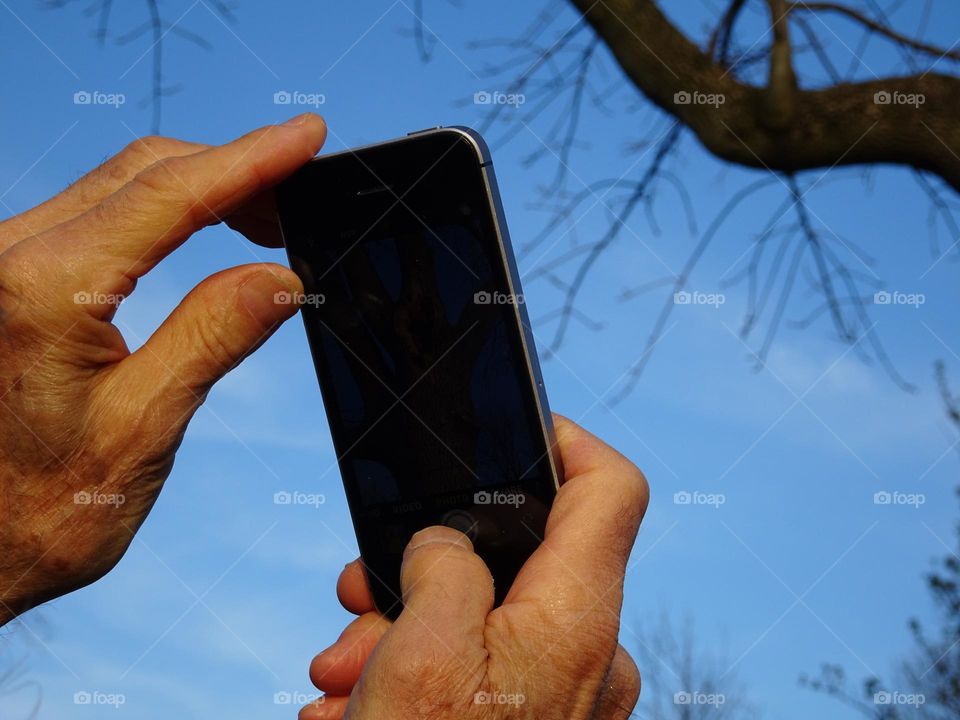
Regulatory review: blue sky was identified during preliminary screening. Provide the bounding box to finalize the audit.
[2,1,960,718]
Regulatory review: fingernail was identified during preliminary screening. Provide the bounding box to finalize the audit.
[239,271,300,325]
[405,526,474,556]
[282,112,313,127]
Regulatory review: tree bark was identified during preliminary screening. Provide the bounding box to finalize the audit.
[569,0,960,192]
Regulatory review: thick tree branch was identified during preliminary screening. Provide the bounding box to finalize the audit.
[569,0,960,192]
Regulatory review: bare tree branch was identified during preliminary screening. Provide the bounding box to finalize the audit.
[568,0,960,192]
[51,0,233,133]
[791,2,960,63]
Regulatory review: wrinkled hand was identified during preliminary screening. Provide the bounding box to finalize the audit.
[301,416,650,720]
[0,114,326,624]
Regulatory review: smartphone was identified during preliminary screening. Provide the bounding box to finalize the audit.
[276,127,561,619]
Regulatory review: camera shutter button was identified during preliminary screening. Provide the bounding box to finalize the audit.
[440,509,478,542]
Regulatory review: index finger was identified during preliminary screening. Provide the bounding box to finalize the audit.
[46,113,326,290]
[0,136,208,253]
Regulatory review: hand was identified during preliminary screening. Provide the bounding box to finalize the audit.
[0,114,327,624]
[301,416,650,720]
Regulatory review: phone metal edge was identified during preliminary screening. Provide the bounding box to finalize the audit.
[446,125,565,492]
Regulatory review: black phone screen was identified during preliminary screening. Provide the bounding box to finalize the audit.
[277,130,557,617]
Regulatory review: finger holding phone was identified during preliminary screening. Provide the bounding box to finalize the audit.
[0,114,325,623]
[300,416,649,720]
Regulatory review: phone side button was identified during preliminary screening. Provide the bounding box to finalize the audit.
[440,509,478,542]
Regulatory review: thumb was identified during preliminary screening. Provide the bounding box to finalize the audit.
[351,527,492,714]
[113,262,302,431]
[397,526,494,633]
[389,527,493,666]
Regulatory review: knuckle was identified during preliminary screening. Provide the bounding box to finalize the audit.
[593,650,642,720]
[111,136,205,183]
[234,154,271,198]
[131,134,170,156]
[129,156,208,226]
[625,464,650,515]
[137,155,191,192]
[123,135,194,164]
[68,135,193,209]
[232,129,277,189]
[602,457,650,527]
[129,158,177,197]
[123,134,163,160]
[110,136,168,179]
[590,463,649,544]
[615,649,642,707]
